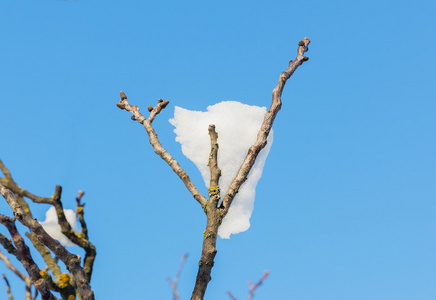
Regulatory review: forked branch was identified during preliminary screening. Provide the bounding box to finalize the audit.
[117,37,310,300]
[0,215,58,300]
[116,94,208,207]
[0,183,94,300]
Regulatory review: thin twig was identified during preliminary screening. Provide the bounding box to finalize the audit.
[116,94,208,207]
[167,254,188,300]
[221,38,310,216]
[247,271,269,300]
[0,250,28,282]
[226,271,269,300]
[0,250,34,300]
[2,274,14,300]
[76,190,88,240]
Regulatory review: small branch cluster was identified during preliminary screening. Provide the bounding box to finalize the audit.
[0,160,96,300]
[117,38,310,300]
[226,271,269,300]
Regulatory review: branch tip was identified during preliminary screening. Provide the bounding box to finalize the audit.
[120,91,127,100]
[161,100,169,108]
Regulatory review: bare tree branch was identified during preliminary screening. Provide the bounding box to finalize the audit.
[0,215,58,300]
[226,291,238,300]
[192,38,310,299]
[207,125,222,190]
[221,37,310,215]
[0,183,94,300]
[117,38,310,300]
[0,249,34,300]
[2,274,14,300]
[116,94,208,207]
[0,160,52,205]
[0,249,28,282]
[226,271,269,300]
[0,233,18,258]
[49,186,96,284]
[167,253,188,300]
[247,271,269,300]
[25,232,62,279]
[76,190,88,240]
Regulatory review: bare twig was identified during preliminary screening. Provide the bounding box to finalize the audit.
[76,190,88,240]
[226,271,269,300]
[221,37,310,215]
[0,233,18,258]
[116,93,208,207]
[192,38,310,300]
[118,38,310,300]
[0,160,52,205]
[167,254,188,300]
[0,250,28,282]
[207,125,222,190]
[2,274,14,300]
[247,271,269,300]
[0,215,58,300]
[226,291,238,300]
[0,250,34,300]
[0,160,96,284]
[25,232,62,279]
[0,183,94,300]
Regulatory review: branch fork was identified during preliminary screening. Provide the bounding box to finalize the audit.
[117,37,310,300]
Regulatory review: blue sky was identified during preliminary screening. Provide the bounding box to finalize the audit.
[1,0,435,299]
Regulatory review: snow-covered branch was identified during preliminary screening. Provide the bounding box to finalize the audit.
[117,37,311,300]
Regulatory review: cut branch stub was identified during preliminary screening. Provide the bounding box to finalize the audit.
[207,124,221,195]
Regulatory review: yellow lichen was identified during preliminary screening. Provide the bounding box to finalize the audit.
[39,270,49,279]
[58,273,70,288]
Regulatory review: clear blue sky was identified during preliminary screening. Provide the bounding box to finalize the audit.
[1,0,435,299]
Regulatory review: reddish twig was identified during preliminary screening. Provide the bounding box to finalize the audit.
[167,254,188,300]
[247,271,269,300]
[227,271,269,300]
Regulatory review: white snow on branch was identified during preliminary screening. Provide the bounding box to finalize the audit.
[39,206,79,247]
[169,101,273,238]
